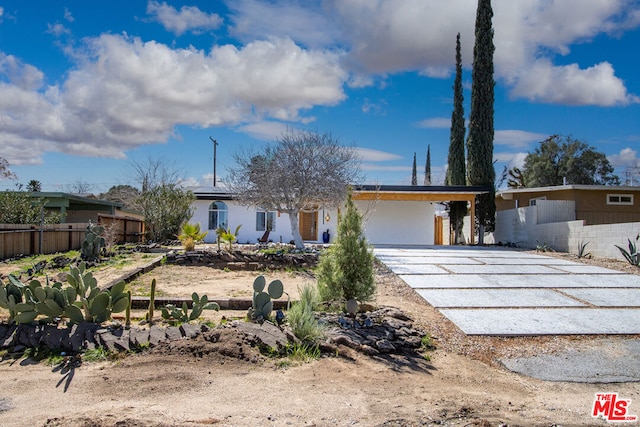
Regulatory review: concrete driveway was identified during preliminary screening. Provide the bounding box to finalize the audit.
[374,246,640,336]
[374,245,640,383]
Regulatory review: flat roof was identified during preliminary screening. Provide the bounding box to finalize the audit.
[194,184,492,202]
[31,192,123,208]
[497,184,640,197]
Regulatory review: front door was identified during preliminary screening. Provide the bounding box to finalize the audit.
[299,211,318,241]
[434,215,443,245]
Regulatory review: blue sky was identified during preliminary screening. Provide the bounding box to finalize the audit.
[1,0,639,193]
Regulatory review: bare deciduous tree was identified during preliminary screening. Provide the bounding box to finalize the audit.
[128,156,193,242]
[226,129,362,249]
[130,156,184,191]
[66,179,93,195]
[0,157,17,180]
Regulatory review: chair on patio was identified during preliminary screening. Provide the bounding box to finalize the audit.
[257,230,270,247]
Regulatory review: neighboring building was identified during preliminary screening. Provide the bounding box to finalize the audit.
[32,192,144,223]
[495,185,640,259]
[191,185,490,246]
[496,185,640,225]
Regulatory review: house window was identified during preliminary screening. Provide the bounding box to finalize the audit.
[607,194,634,205]
[256,210,276,232]
[529,196,546,206]
[208,201,228,230]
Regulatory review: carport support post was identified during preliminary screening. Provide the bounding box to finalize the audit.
[469,197,475,245]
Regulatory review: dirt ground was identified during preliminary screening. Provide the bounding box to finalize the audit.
[0,250,639,426]
[127,265,311,301]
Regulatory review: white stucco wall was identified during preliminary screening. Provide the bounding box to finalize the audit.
[191,198,437,246]
[355,200,435,245]
[191,199,339,244]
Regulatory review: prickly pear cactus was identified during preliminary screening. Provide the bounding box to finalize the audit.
[0,263,127,325]
[248,275,284,322]
[0,276,24,322]
[67,262,128,323]
[160,291,219,324]
[81,221,106,261]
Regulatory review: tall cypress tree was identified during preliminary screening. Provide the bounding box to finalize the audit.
[411,152,418,185]
[447,32,467,243]
[424,145,431,185]
[466,0,495,242]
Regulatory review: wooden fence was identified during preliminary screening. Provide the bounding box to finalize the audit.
[0,216,144,259]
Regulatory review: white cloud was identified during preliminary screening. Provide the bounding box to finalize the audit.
[146,1,223,36]
[419,66,452,79]
[494,130,547,149]
[347,73,375,88]
[47,23,71,37]
[0,53,44,90]
[227,0,341,48]
[361,99,387,115]
[0,34,347,165]
[509,60,639,106]
[608,147,639,168]
[361,164,411,172]
[178,176,201,188]
[227,0,640,106]
[417,117,450,129]
[356,148,402,162]
[3,0,640,168]
[236,121,290,141]
[335,0,475,75]
[494,152,528,169]
[64,8,74,23]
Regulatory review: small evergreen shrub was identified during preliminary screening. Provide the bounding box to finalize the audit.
[317,190,375,304]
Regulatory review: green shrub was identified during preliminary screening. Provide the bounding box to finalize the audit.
[287,283,324,343]
[317,190,375,304]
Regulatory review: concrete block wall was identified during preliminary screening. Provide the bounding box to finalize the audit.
[565,221,640,260]
[495,206,640,260]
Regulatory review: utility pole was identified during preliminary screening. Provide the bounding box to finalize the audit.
[209,136,218,187]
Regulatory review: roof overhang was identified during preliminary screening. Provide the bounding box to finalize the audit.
[351,185,491,202]
[194,185,492,203]
[31,192,123,209]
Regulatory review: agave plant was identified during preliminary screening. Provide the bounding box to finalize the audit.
[576,241,591,259]
[615,234,640,267]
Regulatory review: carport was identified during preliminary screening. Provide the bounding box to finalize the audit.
[352,185,491,245]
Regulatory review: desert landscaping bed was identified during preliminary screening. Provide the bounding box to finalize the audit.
[0,246,639,426]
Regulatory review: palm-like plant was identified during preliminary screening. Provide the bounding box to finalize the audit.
[216,225,242,251]
[178,223,208,251]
